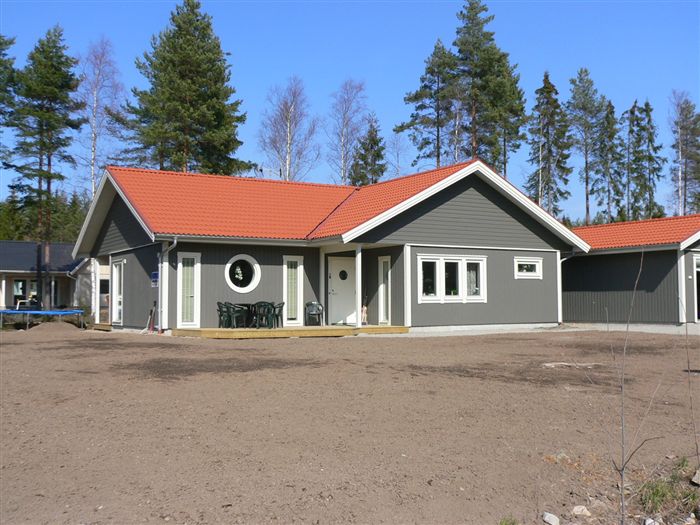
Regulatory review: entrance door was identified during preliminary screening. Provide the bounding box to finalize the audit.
[111,260,124,325]
[378,256,391,325]
[328,257,356,325]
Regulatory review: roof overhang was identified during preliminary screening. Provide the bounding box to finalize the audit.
[72,170,155,259]
[581,243,680,256]
[680,229,700,250]
[339,160,591,252]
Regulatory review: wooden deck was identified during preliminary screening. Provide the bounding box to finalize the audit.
[171,325,409,339]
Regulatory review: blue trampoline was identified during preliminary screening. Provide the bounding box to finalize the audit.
[0,309,84,329]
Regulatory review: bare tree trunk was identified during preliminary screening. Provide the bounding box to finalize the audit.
[584,147,590,224]
[285,101,294,181]
[470,99,477,157]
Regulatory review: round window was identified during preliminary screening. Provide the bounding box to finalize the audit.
[225,254,261,293]
[339,270,348,281]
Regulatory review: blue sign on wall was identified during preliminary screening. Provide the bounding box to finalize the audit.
[151,271,159,288]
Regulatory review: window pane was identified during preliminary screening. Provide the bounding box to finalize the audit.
[287,260,298,320]
[466,262,481,296]
[422,261,436,296]
[229,259,254,288]
[444,261,459,296]
[518,263,537,273]
[181,258,194,323]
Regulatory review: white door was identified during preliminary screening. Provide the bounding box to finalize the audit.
[177,252,201,328]
[378,256,391,325]
[283,255,304,326]
[328,257,356,325]
[111,260,123,325]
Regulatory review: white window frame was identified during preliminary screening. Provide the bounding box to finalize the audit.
[514,256,543,280]
[417,254,487,304]
[282,255,304,327]
[111,259,124,325]
[177,251,201,329]
[378,256,392,324]
[224,254,261,294]
[694,255,700,324]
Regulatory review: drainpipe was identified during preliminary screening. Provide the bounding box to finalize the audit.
[158,237,178,333]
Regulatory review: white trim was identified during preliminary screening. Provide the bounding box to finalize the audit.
[355,245,362,328]
[378,256,391,325]
[406,242,556,253]
[176,251,201,329]
[403,245,411,327]
[319,247,326,324]
[107,172,155,242]
[91,259,99,323]
[340,160,590,252]
[514,256,543,280]
[556,251,562,324]
[110,258,124,326]
[416,254,487,304]
[0,274,5,309]
[680,229,700,250]
[693,254,700,324]
[73,172,110,259]
[678,250,687,324]
[224,254,261,294]
[161,246,170,331]
[586,244,680,255]
[282,255,304,327]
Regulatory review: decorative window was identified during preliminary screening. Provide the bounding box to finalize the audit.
[417,255,487,304]
[514,256,543,280]
[225,254,261,293]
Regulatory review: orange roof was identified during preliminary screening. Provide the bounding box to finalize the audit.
[573,215,700,250]
[106,162,474,241]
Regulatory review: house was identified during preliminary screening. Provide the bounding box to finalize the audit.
[562,215,700,324]
[72,159,591,331]
[0,241,86,309]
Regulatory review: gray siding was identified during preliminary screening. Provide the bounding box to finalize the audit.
[361,246,405,326]
[356,174,570,251]
[410,247,559,326]
[168,243,320,329]
[685,249,699,322]
[92,196,151,257]
[112,244,159,329]
[562,250,680,324]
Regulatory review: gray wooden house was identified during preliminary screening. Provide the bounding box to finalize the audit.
[72,160,590,331]
[562,215,700,324]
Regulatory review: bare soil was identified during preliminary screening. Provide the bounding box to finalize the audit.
[0,324,698,524]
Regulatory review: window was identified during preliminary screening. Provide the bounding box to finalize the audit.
[225,254,261,293]
[514,256,543,280]
[283,255,303,326]
[418,255,487,304]
[177,252,201,328]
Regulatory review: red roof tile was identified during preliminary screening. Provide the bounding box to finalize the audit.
[106,161,476,241]
[573,215,700,250]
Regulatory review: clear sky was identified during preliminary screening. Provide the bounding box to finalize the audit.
[1,0,698,220]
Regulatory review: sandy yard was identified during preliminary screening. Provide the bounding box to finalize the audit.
[0,323,698,524]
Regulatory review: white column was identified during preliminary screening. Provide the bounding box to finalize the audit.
[403,245,411,327]
[92,259,100,323]
[678,250,686,324]
[556,250,562,324]
[319,247,326,325]
[161,245,170,331]
[355,245,362,328]
[50,277,56,309]
[0,274,5,309]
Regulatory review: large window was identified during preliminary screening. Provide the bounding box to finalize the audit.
[283,255,303,326]
[418,255,487,304]
[225,254,261,293]
[513,256,543,280]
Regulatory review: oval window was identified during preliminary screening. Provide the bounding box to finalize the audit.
[225,254,261,293]
[339,270,348,281]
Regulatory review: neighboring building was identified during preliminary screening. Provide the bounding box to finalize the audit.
[563,215,700,324]
[72,160,590,331]
[0,241,86,309]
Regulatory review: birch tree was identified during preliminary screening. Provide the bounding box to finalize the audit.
[259,76,319,181]
[77,37,123,197]
[327,79,366,184]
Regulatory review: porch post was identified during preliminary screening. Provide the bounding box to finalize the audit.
[355,245,362,328]
[92,259,100,324]
[50,277,55,309]
[0,274,5,309]
[319,247,326,325]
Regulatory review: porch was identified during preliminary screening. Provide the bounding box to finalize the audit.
[171,324,408,339]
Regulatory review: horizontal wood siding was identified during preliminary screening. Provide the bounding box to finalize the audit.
[562,250,679,324]
[168,243,320,329]
[92,196,152,257]
[410,247,559,326]
[356,174,570,251]
[361,246,404,326]
[111,244,159,329]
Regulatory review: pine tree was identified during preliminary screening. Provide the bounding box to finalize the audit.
[120,0,249,174]
[591,100,624,222]
[670,91,700,215]
[349,115,387,186]
[525,72,572,216]
[395,39,456,168]
[566,68,604,224]
[636,101,666,218]
[619,100,641,220]
[9,26,84,248]
[452,0,525,169]
[0,34,16,167]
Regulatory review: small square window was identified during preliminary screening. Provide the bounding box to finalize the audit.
[514,257,543,280]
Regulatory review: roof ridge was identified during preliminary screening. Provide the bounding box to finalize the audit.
[364,160,476,189]
[306,187,362,239]
[107,165,353,190]
[573,214,700,231]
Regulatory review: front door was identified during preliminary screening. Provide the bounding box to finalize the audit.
[177,252,201,328]
[111,261,123,325]
[328,257,356,325]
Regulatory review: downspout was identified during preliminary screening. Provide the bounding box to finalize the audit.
[158,237,178,333]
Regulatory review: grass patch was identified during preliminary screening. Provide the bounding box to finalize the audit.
[498,518,519,525]
[638,458,699,518]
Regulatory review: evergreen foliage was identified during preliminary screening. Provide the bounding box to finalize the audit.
[566,68,604,224]
[590,100,624,222]
[349,115,387,186]
[7,25,84,244]
[0,34,16,167]
[670,92,700,214]
[119,0,249,174]
[525,72,572,216]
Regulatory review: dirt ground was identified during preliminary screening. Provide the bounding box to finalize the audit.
[0,323,698,524]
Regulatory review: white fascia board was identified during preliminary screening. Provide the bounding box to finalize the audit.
[72,171,111,259]
[585,244,679,256]
[680,229,700,250]
[107,171,155,243]
[340,160,591,252]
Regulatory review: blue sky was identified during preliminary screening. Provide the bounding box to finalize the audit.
[1,0,698,220]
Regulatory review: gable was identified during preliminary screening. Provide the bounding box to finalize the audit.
[355,174,571,250]
[91,195,153,257]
